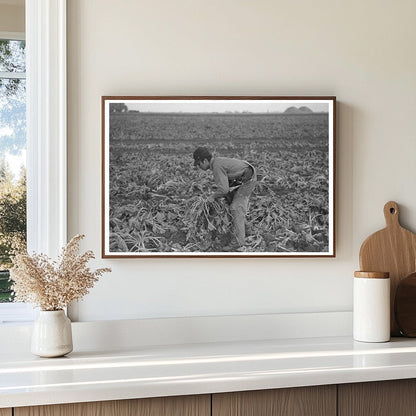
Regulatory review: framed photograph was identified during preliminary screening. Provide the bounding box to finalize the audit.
[102,96,336,258]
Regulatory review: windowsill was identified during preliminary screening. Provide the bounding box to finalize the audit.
[0,303,36,324]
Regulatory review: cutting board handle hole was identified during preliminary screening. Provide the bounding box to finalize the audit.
[390,207,396,214]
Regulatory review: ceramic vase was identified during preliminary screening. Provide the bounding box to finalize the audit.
[31,310,73,357]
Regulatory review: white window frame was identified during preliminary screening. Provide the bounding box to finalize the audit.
[0,0,67,324]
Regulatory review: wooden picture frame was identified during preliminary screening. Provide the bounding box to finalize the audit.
[102,96,336,258]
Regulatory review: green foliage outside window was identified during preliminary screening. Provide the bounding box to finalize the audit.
[0,162,26,302]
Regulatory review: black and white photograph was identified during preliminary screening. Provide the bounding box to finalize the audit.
[102,96,335,257]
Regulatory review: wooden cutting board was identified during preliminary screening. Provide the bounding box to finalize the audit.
[359,201,416,336]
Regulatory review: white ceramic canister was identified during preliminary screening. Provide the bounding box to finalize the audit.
[353,271,390,342]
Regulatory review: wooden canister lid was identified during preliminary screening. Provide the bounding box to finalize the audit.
[354,271,389,279]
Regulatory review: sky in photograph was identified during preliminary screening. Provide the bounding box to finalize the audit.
[123,100,330,113]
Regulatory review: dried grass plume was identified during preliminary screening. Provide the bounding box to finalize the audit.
[10,234,111,311]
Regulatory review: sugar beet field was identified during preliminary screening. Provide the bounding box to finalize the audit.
[108,112,330,254]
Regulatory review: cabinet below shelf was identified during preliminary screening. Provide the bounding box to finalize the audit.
[339,379,416,416]
[213,385,336,416]
[14,395,210,416]
[11,380,416,416]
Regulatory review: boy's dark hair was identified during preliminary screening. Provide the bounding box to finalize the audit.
[193,147,212,166]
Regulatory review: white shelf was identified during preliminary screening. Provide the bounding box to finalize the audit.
[2,335,416,408]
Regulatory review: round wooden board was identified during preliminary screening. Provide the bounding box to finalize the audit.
[359,201,416,335]
[395,272,416,337]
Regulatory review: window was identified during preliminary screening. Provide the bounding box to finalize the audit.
[0,0,67,324]
[0,33,35,323]
[0,32,34,322]
[0,34,27,306]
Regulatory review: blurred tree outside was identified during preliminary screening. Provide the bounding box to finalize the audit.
[0,38,27,303]
[110,103,128,113]
[0,39,26,155]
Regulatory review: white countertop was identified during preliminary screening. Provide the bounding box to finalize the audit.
[2,336,416,409]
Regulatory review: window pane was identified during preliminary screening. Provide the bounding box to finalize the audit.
[0,78,26,154]
[0,75,26,303]
[0,40,25,73]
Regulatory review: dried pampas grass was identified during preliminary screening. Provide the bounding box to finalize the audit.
[10,234,111,311]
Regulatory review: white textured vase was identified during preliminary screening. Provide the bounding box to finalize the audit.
[31,310,73,357]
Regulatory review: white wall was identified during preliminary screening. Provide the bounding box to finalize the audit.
[67,0,416,322]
